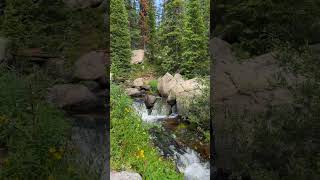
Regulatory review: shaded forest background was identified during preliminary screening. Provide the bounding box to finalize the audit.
[212,1,320,180]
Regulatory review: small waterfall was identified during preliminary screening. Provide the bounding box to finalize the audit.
[132,98,210,180]
[132,98,172,123]
[174,147,210,180]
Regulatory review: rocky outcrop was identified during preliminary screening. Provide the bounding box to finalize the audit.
[157,73,203,115]
[131,49,144,64]
[46,51,107,115]
[210,37,305,171]
[110,171,142,180]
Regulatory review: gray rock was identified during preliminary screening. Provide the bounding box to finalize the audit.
[47,84,99,112]
[131,49,144,64]
[110,171,142,180]
[73,51,106,81]
[125,88,142,97]
[144,94,157,109]
[141,85,151,91]
[157,72,177,97]
[133,78,144,88]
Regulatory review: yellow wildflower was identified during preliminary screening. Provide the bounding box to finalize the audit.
[136,149,145,159]
[125,108,130,113]
[53,152,62,160]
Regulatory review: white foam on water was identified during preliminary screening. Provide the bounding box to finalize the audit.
[132,98,171,123]
[173,147,210,180]
[132,98,210,180]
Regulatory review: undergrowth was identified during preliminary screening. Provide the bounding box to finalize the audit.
[110,84,183,179]
[0,66,97,180]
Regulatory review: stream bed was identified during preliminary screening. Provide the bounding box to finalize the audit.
[132,98,210,180]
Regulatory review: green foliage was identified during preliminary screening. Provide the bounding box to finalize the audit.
[182,0,209,77]
[223,45,320,180]
[146,0,157,62]
[110,84,182,179]
[149,79,158,93]
[0,66,96,179]
[111,0,132,78]
[184,78,210,130]
[1,0,105,62]
[215,0,320,55]
[126,0,141,49]
[157,0,185,73]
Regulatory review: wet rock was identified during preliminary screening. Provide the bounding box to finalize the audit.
[110,171,142,180]
[125,88,142,97]
[131,49,144,64]
[144,94,157,109]
[73,51,106,81]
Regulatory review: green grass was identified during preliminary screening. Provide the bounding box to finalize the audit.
[0,66,98,180]
[111,84,183,179]
[148,80,158,94]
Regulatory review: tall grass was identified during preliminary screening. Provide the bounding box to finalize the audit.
[110,84,182,179]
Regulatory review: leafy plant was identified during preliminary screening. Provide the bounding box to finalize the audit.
[110,84,182,179]
[149,79,158,93]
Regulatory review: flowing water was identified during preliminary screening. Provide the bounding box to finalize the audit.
[132,98,210,180]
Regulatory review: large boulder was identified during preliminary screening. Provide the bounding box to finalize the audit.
[157,73,178,97]
[210,37,304,172]
[110,171,142,180]
[158,73,203,115]
[47,84,100,112]
[131,49,144,64]
[73,51,106,81]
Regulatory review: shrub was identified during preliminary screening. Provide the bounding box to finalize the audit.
[110,84,182,179]
[0,66,97,179]
[149,80,158,93]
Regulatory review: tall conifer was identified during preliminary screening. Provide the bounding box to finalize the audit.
[111,0,132,76]
[182,0,209,76]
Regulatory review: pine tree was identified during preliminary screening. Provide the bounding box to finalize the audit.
[127,0,141,49]
[147,0,157,61]
[182,0,209,76]
[111,0,132,77]
[159,0,185,73]
[139,0,149,49]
